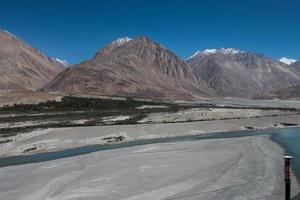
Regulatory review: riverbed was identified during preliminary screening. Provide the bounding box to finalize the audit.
[0,127,300,200]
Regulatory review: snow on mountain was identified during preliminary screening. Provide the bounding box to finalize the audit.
[217,48,242,55]
[0,29,17,38]
[201,48,242,55]
[279,57,297,65]
[54,58,68,66]
[187,51,201,59]
[111,37,132,46]
[188,48,243,59]
[202,49,218,54]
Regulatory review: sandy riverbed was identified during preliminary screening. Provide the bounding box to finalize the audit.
[1,114,300,156]
[0,135,298,200]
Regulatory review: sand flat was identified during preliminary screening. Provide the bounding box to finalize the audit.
[0,136,298,200]
[2,114,300,156]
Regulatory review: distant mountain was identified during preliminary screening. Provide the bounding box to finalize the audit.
[50,58,69,69]
[279,57,297,65]
[0,30,62,91]
[44,37,213,100]
[187,48,300,98]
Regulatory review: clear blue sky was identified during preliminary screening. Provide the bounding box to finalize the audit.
[1,0,300,64]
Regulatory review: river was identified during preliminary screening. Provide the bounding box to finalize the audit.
[1,127,300,172]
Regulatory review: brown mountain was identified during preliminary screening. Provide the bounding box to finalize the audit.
[291,61,300,72]
[0,30,61,91]
[44,37,213,100]
[187,48,300,98]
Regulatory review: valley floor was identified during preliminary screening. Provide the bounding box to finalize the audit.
[0,135,299,200]
[1,99,300,199]
[1,113,300,156]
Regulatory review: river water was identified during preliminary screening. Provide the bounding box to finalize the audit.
[271,128,300,182]
[0,127,300,176]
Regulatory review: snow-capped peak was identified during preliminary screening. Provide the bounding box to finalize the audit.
[202,49,218,54]
[0,29,9,34]
[188,48,242,59]
[49,57,68,67]
[0,29,17,38]
[202,48,242,55]
[111,37,132,46]
[218,48,241,55]
[54,58,68,66]
[279,57,297,65]
[187,51,202,59]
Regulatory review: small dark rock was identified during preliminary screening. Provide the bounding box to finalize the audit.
[280,123,299,127]
[23,147,38,153]
[244,126,255,130]
[102,135,125,143]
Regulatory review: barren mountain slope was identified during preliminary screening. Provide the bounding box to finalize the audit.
[0,30,61,90]
[187,49,300,97]
[45,37,213,100]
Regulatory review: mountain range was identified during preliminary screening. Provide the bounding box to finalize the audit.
[43,37,213,100]
[1,29,300,102]
[187,48,300,98]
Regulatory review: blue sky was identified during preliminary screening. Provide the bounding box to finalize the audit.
[1,0,300,64]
